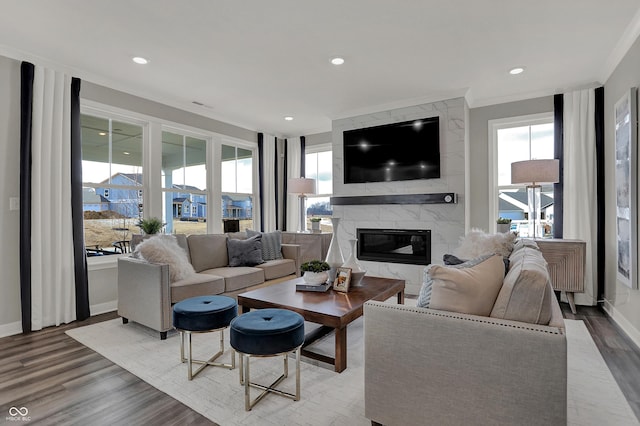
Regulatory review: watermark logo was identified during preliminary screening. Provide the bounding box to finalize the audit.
[6,406,30,422]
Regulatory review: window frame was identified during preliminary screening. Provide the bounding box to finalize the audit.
[488,112,554,232]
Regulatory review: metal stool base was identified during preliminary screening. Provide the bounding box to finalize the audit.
[178,327,235,380]
[238,346,301,411]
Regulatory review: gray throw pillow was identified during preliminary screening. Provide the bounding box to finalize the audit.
[227,235,265,267]
[246,229,283,261]
[444,253,510,274]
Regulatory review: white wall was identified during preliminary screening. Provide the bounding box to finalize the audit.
[0,55,22,336]
[603,34,640,348]
[331,98,468,295]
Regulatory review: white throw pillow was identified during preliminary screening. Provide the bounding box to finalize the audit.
[453,228,517,259]
[134,235,196,282]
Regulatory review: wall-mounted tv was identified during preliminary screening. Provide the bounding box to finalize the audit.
[343,116,440,184]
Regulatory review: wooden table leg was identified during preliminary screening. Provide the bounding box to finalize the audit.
[565,291,577,314]
[397,289,405,304]
[334,326,347,373]
[241,305,250,314]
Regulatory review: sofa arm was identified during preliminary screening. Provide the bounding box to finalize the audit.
[117,257,172,337]
[364,301,567,426]
[281,243,301,277]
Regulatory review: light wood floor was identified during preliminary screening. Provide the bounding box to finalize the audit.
[1,302,639,425]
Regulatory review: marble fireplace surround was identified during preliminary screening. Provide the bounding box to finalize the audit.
[330,97,468,295]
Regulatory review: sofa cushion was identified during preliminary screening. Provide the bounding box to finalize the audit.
[170,273,225,303]
[428,254,505,316]
[490,245,553,325]
[246,229,284,261]
[453,229,517,259]
[255,258,296,280]
[188,234,229,272]
[202,267,265,292]
[227,235,265,267]
[134,234,196,282]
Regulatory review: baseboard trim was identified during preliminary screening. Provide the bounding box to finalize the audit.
[90,301,117,316]
[603,299,640,351]
[0,321,23,338]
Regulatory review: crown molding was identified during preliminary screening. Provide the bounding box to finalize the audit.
[600,8,640,83]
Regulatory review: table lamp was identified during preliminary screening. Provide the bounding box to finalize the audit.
[288,178,316,232]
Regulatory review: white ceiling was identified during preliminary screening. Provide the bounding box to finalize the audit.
[1,1,640,137]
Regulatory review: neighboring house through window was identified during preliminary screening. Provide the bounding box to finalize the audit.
[221,143,254,230]
[305,145,333,231]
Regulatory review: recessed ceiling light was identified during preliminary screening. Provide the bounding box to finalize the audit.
[284,116,294,121]
[331,57,345,65]
[509,67,525,75]
[99,132,106,136]
[132,56,149,65]
[123,151,130,155]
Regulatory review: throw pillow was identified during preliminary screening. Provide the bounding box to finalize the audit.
[417,254,494,308]
[227,234,265,267]
[134,235,196,282]
[453,228,517,259]
[246,229,283,261]
[443,253,510,275]
[428,254,505,316]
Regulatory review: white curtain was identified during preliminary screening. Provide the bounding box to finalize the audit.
[286,137,302,232]
[563,88,597,305]
[261,134,278,231]
[31,67,76,329]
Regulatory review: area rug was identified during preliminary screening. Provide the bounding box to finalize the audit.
[67,308,639,426]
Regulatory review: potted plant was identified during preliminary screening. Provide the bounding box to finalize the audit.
[136,217,164,235]
[310,217,322,232]
[300,260,330,285]
[497,217,512,233]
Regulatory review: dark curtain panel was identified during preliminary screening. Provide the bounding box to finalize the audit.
[274,136,279,229]
[283,139,288,231]
[595,87,605,302]
[257,133,265,231]
[19,62,34,333]
[553,94,564,238]
[300,136,306,176]
[71,77,90,321]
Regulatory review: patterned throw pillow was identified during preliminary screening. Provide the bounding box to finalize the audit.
[227,234,265,267]
[246,229,283,261]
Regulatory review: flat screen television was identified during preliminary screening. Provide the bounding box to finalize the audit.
[343,116,440,184]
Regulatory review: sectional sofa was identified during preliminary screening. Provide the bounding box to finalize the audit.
[117,232,300,339]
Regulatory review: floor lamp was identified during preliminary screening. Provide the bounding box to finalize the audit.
[511,159,559,239]
[288,178,316,233]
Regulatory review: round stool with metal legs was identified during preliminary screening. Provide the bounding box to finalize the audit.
[230,308,305,411]
[172,295,237,380]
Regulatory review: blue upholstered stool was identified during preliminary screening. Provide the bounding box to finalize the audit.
[230,308,305,410]
[172,295,238,380]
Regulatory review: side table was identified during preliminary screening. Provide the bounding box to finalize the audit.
[535,238,586,314]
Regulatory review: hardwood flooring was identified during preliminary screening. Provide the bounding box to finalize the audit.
[1,302,639,425]
[0,312,215,425]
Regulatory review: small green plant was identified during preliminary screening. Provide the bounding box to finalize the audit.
[310,217,322,223]
[136,217,164,234]
[497,217,512,224]
[300,260,330,273]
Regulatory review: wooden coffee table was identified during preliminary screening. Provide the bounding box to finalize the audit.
[237,275,405,373]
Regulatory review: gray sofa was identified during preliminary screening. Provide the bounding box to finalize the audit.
[364,239,567,426]
[117,232,300,339]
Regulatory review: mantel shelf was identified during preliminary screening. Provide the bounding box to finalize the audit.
[329,193,457,206]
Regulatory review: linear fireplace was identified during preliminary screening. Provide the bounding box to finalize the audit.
[357,228,431,266]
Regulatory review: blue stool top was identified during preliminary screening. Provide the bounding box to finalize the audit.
[230,309,304,355]
[173,295,237,332]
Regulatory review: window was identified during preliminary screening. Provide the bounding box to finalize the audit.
[305,146,333,231]
[162,131,208,235]
[221,144,254,229]
[81,113,144,253]
[490,113,554,237]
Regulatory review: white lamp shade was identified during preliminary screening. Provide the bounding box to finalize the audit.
[511,159,559,185]
[288,178,316,195]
